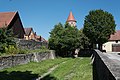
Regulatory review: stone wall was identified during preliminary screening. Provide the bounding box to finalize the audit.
[92,50,120,80]
[0,50,55,70]
[15,39,48,50]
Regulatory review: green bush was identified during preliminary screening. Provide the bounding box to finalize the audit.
[0,45,50,56]
[40,46,47,49]
[5,45,18,55]
[18,49,27,54]
[0,27,16,53]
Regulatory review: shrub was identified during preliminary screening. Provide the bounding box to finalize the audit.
[40,46,47,49]
[5,45,19,55]
[18,49,27,54]
[0,27,16,53]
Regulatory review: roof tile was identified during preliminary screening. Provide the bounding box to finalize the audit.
[0,12,16,28]
[67,11,76,22]
[109,30,120,41]
[24,28,32,36]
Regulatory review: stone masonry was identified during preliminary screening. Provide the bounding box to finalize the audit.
[0,50,55,70]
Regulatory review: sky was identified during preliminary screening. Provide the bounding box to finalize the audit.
[0,0,120,40]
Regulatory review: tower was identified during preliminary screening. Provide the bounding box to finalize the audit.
[66,11,76,27]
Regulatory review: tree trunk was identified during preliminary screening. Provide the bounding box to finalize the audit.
[98,43,102,51]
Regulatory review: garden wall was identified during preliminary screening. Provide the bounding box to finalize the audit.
[93,50,120,80]
[15,39,48,50]
[0,50,55,70]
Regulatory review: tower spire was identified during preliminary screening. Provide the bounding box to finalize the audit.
[66,11,76,27]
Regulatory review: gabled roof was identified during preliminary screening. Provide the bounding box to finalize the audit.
[109,30,120,41]
[67,11,76,22]
[0,12,17,28]
[36,35,41,39]
[24,28,33,36]
[41,36,47,43]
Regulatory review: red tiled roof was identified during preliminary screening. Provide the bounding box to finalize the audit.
[109,30,120,41]
[36,35,40,38]
[67,11,76,22]
[0,12,16,28]
[24,28,33,36]
[36,35,41,40]
[35,35,41,41]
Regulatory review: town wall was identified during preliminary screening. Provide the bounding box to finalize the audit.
[92,50,120,80]
[0,50,55,70]
[15,39,48,50]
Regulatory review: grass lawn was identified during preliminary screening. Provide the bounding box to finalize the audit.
[0,57,92,80]
[42,57,92,80]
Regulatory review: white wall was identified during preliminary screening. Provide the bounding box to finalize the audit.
[102,41,120,52]
[68,21,76,27]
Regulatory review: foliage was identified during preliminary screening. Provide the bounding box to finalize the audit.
[0,27,16,53]
[83,9,116,50]
[27,48,50,53]
[79,28,90,49]
[17,47,50,55]
[4,45,19,55]
[49,23,81,57]
[23,46,50,54]
[0,48,50,57]
[18,49,27,54]
[40,46,48,50]
[49,23,63,51]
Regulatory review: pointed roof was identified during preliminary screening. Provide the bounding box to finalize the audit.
[67,11,76,22]
[24,28,33,36]
[0,12,17,28]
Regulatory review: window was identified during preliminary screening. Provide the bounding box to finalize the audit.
[115,40,118,43]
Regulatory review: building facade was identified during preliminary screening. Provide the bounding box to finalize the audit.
[102,30,120,52]
[0,11,25,38]
[24,28,36,40]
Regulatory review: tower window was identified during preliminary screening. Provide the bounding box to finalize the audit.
[71,22,73,24]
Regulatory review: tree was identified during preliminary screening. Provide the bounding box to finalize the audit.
[83,9,116,50]
[79,28,90,49]
[49,23,81,57]
[0,27,16,53]
[48,23,64,56]
[61,23,81,56]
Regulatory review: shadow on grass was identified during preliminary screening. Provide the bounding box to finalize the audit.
[0,70,39,80]
[41,74,58,80]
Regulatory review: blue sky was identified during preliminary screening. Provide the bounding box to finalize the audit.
[0,0,120,40]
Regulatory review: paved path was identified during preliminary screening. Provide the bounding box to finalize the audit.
[103,52,120,65]
[106,53,120,60]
